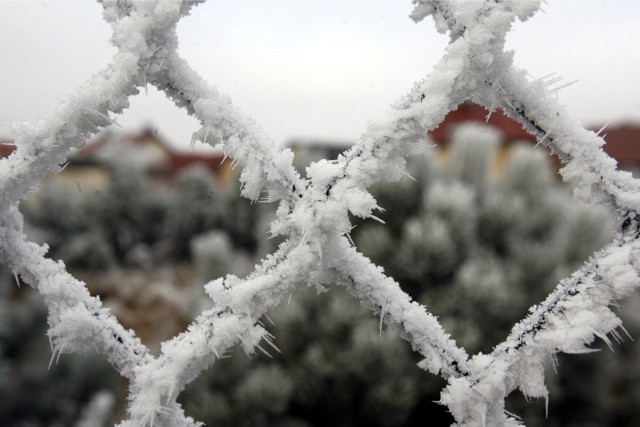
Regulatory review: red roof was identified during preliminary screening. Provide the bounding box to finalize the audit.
[0,139,16,158]
[166,153,224,174]
[428,102,535,144]
[595,124,640,166]
[83,127,225,176]
[81,128,172,157]
[429,102,640,169]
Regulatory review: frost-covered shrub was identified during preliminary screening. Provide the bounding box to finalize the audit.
[360,126,614,352]
[21,164,260,269]
[178,125,624,426]
[165,166,260,258]
[95,166,170,264]
[356,125,618,423]
[191,230,253,283]
[0,267,120,426]
[21,166,169,268]
[56,230,116,271]
[163,166,226,258]
[180,286,425,427]
[20,181,98,254]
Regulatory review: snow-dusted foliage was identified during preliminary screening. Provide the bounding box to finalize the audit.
[1,1,638,425]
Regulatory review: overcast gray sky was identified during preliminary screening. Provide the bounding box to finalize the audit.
[1,0,639,152]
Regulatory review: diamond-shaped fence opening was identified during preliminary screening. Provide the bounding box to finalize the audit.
[1,1,639,426]
[110,85,202,147]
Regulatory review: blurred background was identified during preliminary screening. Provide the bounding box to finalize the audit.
[1,0,639,148]
[1,1,640,426]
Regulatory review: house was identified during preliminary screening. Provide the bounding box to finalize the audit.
[591,124,640,174]
[2,113,639,182]
[0,140,16,158]
[78,127,232,185]
[286,103,543,175]
[428,101,535,145]
[429,101,640,176]
[0,128,232,190]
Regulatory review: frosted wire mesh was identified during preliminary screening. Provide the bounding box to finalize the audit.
[1,1,639,425]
